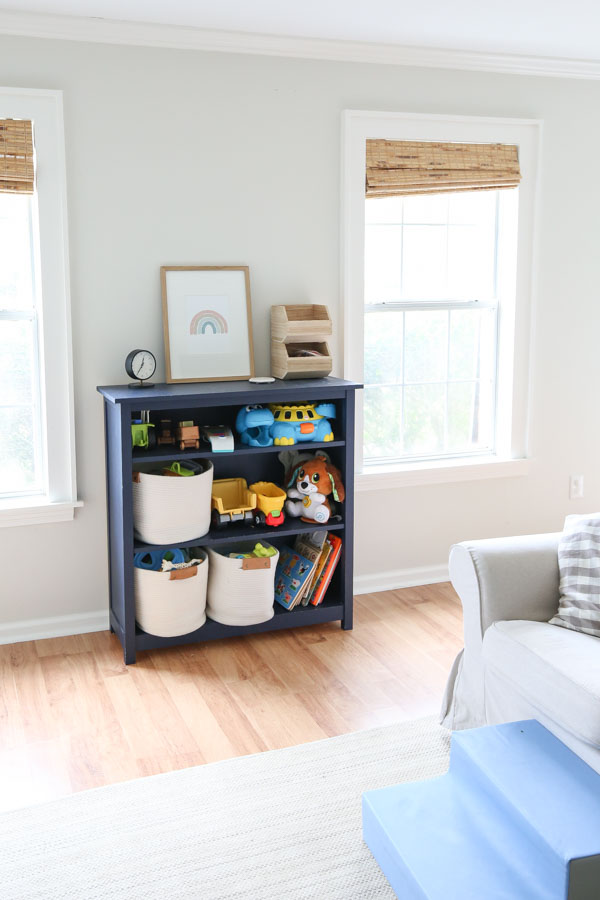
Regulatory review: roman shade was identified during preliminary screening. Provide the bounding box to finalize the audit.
[366,140,521,198]
[0,119,34,194]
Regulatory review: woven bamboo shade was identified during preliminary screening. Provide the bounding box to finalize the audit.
[366,140,521,198]
[0,119,34,194]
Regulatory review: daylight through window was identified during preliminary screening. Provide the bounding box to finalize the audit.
[363,187,518,464]
[0,154,45,498]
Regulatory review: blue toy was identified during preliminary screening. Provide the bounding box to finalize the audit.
[134,548,186,571]
[236,401,336,447]
[268,402,336,446]
[235,405,275,447]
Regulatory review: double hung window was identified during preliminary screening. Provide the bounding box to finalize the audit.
[364,187,516,463]
[342,112,540,481]
[0,90,76,525]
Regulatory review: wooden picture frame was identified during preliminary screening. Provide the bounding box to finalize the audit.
[161,266,255,383]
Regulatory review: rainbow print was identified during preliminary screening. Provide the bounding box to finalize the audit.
[189,309,229,335]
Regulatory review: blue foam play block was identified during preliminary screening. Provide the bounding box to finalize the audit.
[363,720,600,900]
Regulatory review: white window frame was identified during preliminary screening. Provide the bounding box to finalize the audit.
[0,87,79,526]
[341,110,542,489]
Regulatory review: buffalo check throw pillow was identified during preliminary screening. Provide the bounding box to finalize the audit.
[550,514,600,637]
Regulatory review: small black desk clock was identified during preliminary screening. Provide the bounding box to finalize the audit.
[125,349,156,388]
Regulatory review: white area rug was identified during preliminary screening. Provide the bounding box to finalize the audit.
[0,716,450,899]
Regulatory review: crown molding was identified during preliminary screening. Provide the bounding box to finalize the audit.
[0,9,599,80]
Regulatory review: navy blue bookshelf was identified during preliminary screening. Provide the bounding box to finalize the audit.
[98,377,361,664]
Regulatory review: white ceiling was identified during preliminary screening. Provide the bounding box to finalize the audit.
[2,0,600,61]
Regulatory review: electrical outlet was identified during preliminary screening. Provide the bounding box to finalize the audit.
[569,475,584,500]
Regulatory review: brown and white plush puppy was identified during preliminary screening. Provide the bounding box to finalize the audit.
[285,454,345,524]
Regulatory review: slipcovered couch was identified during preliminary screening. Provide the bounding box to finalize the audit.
[440,531,600,773]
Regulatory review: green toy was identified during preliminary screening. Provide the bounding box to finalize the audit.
[229,542,278,560]
[131,420,156,450]
[162,461,202,477]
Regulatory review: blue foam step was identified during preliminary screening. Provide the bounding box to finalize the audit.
[363,720,600,900]
[450,720,600,864]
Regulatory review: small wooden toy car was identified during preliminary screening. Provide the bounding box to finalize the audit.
[156,418,176,446]
[249,481,286,527]
[211,478,257,529]
[175,420,200,451]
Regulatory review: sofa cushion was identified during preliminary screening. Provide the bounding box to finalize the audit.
[550,514,600,637]
[482,619,600,747]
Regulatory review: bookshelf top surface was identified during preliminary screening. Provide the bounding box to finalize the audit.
[98,376,362,406]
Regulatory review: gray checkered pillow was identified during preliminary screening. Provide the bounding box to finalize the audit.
[550,514,600,637]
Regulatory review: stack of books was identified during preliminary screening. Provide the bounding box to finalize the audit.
[274,531,342,610]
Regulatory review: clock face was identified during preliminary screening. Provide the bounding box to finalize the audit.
[126,349,156,381]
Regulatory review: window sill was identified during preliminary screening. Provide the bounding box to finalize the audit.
[0,496,84,528]
[356,456,531,490]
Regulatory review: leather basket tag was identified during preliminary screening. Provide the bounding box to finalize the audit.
[169,566,198,580]
[242,557,271,570]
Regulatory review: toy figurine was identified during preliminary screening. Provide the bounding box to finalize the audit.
[269,402,335,446]
[285,454,345,524]
[235,405,275,447]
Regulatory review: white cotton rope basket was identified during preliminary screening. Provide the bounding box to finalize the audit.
[206,543,279,626]
[134,549,208,638]
[132,462,213,544]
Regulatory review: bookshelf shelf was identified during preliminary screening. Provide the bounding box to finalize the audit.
[98,377,361,664]
[132,439,345,465]
[133,518,345,553]
[131,595,345,652]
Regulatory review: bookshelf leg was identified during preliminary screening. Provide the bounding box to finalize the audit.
[124,646,137,665]
[342,607,353,630]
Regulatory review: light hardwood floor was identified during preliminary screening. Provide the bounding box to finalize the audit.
[0,583,462,812]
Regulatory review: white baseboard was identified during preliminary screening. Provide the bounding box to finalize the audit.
[0,610,109,646]
[0,570,447,644]
[353,563,449,596]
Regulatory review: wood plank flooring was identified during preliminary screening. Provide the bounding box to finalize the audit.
[0,583,462,812]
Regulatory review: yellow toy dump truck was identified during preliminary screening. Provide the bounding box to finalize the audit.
[211,478,257,529]
[249,481,286,527]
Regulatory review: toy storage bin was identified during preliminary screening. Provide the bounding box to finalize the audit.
[132,461,213,544]
[134,548,208,637]
[271,304,332,342]
[206,542,279,626]
[271,341,333,379]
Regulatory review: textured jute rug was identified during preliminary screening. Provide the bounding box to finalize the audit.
[0,716,450,899]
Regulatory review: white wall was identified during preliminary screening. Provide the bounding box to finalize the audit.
[1,34,599,630]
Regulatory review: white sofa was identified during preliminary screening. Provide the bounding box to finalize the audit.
[440,531,600,773]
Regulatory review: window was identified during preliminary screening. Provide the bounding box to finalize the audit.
[0,186,44,496]
[342,111,540,484]
[363,188,517,464]
[0,89,77,525]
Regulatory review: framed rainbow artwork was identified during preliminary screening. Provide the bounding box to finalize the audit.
[161,266,255,383]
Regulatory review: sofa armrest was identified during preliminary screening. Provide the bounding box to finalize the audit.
[440,532,561,730]
[449,532,561,640]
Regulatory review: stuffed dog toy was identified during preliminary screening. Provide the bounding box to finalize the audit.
[285,454,345,524]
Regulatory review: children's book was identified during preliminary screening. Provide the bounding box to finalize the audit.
[310,534,342,606]
[304,540,332,605]
[274,545,316,610]
[294,531,328,606]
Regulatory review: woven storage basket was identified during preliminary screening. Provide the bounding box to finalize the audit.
[206,542,279,626]
[132,462,213,544]
[134,549,208,637]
